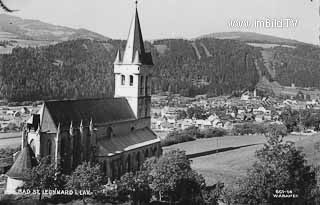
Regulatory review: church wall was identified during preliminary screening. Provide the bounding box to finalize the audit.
[26,132,40,158]
[39,133,56,159]
[5,177,24,194]
[97,141,161,180]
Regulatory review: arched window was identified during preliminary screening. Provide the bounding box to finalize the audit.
[129,75,134,86]
[144,149,149,158]
[152,146,157,156]
[140,76,144,95]
[126,155,131,171]
[103,161,107,175]
[106,127,113,139]
[136,152,141,169]
[145,76,149,94]
[145,103,148,117]
[121,75,125,85]
[47,139,52,161]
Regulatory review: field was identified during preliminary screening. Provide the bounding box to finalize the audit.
[163,134,320,186]
[0,132,21,150]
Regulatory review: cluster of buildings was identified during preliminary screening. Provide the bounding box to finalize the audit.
[151,90,320,134]
[0,106,34,133]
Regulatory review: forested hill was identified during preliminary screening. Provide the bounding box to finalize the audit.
[268,44,320,88]
[0,38,262,101]
[199,32,320,93]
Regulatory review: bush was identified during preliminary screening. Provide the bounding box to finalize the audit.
[161,126,229,146]
[198,128,227,138]
[161,130,196,147]
[232,123,268,136]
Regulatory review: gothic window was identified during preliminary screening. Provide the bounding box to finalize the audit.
[145,102,148,117]
[136,152,141,169]
[121,75,125,85]
[126,155,131,171]
[103,161,107,175]
[106,127,113,139]
[144,149,149,158]
[47,139,52,161]
[140,76,144,95]
[138,100,143,118]
[145,76,149,94]
[152,146,157,156]
[129,75,134,86]
[111,160,115,178]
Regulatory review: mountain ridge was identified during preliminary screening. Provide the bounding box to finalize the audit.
[196,31,310,46]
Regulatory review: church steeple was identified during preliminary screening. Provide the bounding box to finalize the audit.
[122,3,145,64]
[113,1,153,122]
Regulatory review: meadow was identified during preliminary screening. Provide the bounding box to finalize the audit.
[164,134,320,186]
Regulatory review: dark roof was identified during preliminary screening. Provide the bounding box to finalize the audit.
[41,97,136,132]
[97,127,159,157]
[6,145,38,180]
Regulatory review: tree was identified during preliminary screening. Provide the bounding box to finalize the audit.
[232,125,317,205]
[150,150,205,203]
[280,107,300,132]
[66,162,104,197]
[176,110,187,120]
[118,171,152,204]
[23,156,64,200]
[187,106,208,120]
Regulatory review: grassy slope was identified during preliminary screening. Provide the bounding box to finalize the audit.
[164,134,320,186]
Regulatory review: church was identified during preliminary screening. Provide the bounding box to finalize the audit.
[6,2,161,189]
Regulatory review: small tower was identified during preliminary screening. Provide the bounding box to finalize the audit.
[114,1,153,121]
[5,144,38,194]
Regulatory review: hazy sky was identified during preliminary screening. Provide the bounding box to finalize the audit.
[3,0,320,44]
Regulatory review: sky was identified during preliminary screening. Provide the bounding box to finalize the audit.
[3,0,320,44]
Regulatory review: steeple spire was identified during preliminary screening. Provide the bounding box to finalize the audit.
[114,50,122,64]
[122,2,145,64]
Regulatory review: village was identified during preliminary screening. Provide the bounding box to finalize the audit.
[151,89,320,138]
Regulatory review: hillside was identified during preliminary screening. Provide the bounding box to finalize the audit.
[197,32,303,46]
[199,32,320,98]
[0,14,110,54]
[0,38,261,101]
[0,26,320,101]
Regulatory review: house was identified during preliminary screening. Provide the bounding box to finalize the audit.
[13,111,21,118]
[20,107,30,115]
[195,119,212,129]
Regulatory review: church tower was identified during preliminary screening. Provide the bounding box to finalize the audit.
[114,2,153,121]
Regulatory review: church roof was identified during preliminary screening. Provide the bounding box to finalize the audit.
[121,7,153,65]
[97,127,160,157]
[41,97,136,132]
[6,145,38,180]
